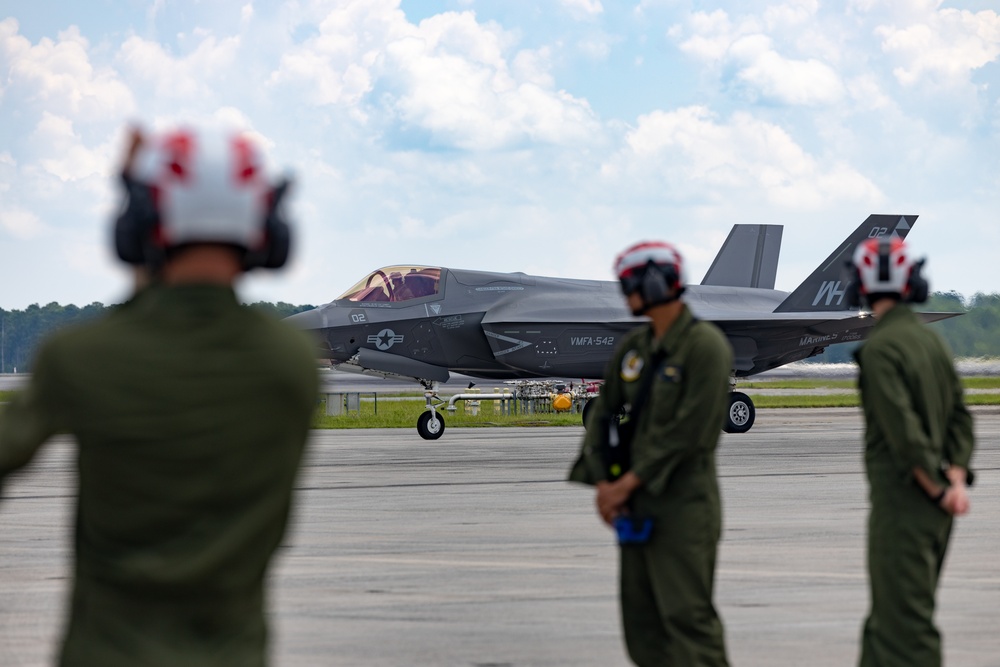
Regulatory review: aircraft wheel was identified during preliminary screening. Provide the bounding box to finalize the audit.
[724,392,755,434]
[581,399,594,428]
[417,411,445,440]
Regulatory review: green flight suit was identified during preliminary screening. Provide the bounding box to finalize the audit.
[855,304,975,667]
[0,284,319,667]
[570,305,732,667]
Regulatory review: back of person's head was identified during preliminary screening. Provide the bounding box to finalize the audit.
[848,236,929,307]
[614,241,687,312]
[114,123,293,272]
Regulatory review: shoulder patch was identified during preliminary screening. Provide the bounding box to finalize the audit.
[620,350,644,382]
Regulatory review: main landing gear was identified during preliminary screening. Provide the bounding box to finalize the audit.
[724,391,755,434]
[580,390,755,433]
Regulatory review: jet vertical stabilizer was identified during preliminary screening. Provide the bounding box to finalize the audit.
[701,224,783,289]
[773,215,917,313]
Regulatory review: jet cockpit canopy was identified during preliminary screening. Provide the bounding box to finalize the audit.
[337,266,442,303]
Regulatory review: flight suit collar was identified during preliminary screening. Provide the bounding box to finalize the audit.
[646,303,696,357]
[134,282,241,319]
[146,282,239,304]
[874,302,917,329]
[854,303,915,364]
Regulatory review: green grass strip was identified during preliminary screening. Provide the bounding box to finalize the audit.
[311,390,1000,427]
[739,377,1000,390]
[739,379,857,390]
[312,398,586,429]
[963,377,1000,389]
[747,394,860,408]
[3,386,998,430]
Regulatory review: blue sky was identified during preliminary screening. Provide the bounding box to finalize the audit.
[1,0,998,309]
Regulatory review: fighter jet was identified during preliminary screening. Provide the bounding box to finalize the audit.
[287,214,956,438]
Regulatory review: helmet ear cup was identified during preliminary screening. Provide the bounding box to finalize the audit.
[114,175,163,266]
[260,215,291,269]
[243,179,292,271]
[907,259,929,304]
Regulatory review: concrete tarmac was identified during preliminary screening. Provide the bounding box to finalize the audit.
[1,408,999,666]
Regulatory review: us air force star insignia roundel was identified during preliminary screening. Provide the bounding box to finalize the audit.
[620,350,644,382]
[369,329,404,351]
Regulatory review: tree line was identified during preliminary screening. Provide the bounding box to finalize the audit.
[1,293,997,373]
[0,301,315,373]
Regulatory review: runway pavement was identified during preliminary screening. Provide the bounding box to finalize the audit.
[1,408,999,666]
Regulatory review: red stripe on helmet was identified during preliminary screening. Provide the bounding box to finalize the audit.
[160,131,194,183]
[231,135,260,186]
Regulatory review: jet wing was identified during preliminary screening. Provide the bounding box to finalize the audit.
[706,310,961,373]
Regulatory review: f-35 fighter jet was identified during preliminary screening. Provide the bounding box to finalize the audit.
[287,214,956,438]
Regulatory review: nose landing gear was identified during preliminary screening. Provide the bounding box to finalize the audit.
[417,380,446,440]
[417,410,445,439]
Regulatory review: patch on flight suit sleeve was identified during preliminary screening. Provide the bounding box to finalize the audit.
[620,350,644,382]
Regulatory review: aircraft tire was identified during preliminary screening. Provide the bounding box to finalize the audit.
[417,411,445,440]
[581,399,594,428]
[724,392,755,434]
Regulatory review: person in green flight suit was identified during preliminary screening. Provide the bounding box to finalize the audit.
[849,237,975,667]
[569,241,733,667]
[0,123,318,667]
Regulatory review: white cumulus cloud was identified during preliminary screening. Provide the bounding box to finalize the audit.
[117,32,241,100]
[730,35,845,105]
[560,0,604,19]
[268,0,404,108]
[32,113,112,183]
[876,7,1000,87]
[671,8,844,106]
[608,106,882,209]
[0,205,48,239]
[0,19,134,120]
[269,1,598,150]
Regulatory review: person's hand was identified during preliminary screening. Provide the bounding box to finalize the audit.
[120,126,144,176]
[595,472,642,525]
[595,482,622,525]
[939,466,970,516]
[940,483,970,516]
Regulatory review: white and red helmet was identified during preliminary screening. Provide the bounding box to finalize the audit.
[614,241,686,305]
[850,236,928,303]
[115,124,291,270]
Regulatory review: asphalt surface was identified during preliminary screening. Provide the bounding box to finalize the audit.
[2,408,999,666]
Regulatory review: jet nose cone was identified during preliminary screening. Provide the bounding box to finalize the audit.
[284,307,327,331]
[283,306,350,362]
